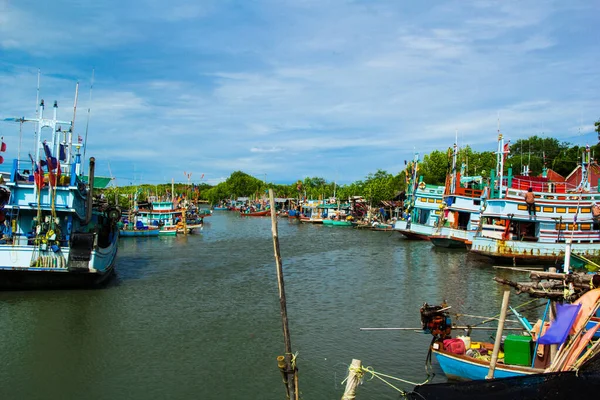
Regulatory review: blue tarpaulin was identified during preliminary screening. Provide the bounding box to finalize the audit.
[538,303,581,345]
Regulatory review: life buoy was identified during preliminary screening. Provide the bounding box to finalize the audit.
[418,182,426,190]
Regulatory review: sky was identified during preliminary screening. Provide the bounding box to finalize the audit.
[0,0,598,186]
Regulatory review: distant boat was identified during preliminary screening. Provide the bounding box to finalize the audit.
[138,201,193,235]
[119,226,159,237]
[354,222,393,231]
[323,219,353,227]
[240,210,270,217]
[0,86,121,289]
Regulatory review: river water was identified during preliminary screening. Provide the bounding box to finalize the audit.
[0,211,533,399]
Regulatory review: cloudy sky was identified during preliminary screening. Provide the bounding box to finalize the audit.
[0,0,598,185]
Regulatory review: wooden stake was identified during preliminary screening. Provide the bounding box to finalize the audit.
[341,359,362,400]
[486,290,510,379]
[269,189,297,399]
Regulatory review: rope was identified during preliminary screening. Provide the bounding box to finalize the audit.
[463,297,541,328]
[288,351,299,370]
[362,366,430,387]
[341,363,432,397]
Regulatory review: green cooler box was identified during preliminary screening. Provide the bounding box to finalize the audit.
[504,335,532,366]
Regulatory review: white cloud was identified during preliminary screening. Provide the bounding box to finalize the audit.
[0,0,598,184]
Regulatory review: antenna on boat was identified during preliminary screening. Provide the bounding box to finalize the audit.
[68,82,79,164]
[32,69,41,159]
[83,69,94,162]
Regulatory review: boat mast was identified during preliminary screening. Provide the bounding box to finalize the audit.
[450,134,458,194]
[68,82,79,167]
[83,69,94,163]
[577,145,591,192]
[496,119,505,199]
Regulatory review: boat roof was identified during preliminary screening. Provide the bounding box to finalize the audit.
[80,176,113,189]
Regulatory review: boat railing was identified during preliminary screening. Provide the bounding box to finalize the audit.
[506,188,600,203]
[10,157,83,188]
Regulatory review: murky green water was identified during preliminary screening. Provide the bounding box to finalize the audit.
[0,212,531,399]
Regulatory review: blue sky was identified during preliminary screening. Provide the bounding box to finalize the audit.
[0,0,598,186]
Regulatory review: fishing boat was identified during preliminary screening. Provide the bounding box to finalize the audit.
[410,267,600,399]
[299,201,328,224]
[407,353,600,400]
[419,239,600,381]
[470,145,600,263]
[119,222,160,237]
[353,219,394,231]
[429,142,491,249]
[322,218,354,227]
[0,89,121,289]
[240,209,270,217]
[119,191,159,237]
[213,206,228,211]
[137,201,195,235]
[393,153,445,240]
[393,183,445,239]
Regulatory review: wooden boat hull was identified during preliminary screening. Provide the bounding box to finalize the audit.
[470,236,600,264]
[300,217,323,224]
[0,266,116,290]
[409,352,600,400]
[323,219,353,227]
[0,234,119,290]
[433,348,535,381]
[212,207,228,210]
[119,229,159,237]
[397,229,431,240]
[240,210,270,217]
[430,235,469,249]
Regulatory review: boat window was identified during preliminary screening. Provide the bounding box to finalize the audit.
[513,221,538,241]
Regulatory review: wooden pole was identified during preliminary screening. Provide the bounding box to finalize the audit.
[548,267,558,361]
[341,359,362,400]
[486,290,511,379]
[269,189,297,399]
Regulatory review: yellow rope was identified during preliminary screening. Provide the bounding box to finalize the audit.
[340,364,365,386]
[288,351,299,370]
[341,364,432,395]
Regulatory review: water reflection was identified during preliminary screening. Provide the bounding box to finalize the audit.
[0,212,538,399]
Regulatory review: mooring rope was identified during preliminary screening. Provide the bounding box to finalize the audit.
[341,363,432,397]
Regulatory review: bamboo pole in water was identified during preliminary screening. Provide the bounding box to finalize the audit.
[341,359,362,400]
[269,189,297,400]
[486,290,511,379]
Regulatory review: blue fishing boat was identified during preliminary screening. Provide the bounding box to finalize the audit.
[471,145,600,264]
[0,88,121,289]
[393,153,445,240]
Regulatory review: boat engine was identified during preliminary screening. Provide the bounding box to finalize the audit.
[420,303,452,340]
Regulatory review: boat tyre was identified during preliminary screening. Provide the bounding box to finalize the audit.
[106,207,122,221]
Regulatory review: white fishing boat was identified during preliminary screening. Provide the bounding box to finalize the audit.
[471,145,600,263]
[0,85,121,289]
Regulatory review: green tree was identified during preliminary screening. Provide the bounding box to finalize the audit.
[225,171,265,197]
[419,149,451,185]
[363,170,396,204]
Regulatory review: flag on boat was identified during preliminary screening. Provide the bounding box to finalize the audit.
[59,144,67,162]
[502,141,510,164]
[0,136,6,164]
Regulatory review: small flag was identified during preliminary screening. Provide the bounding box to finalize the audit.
[59,144,67,162]
[78,135,83,144]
